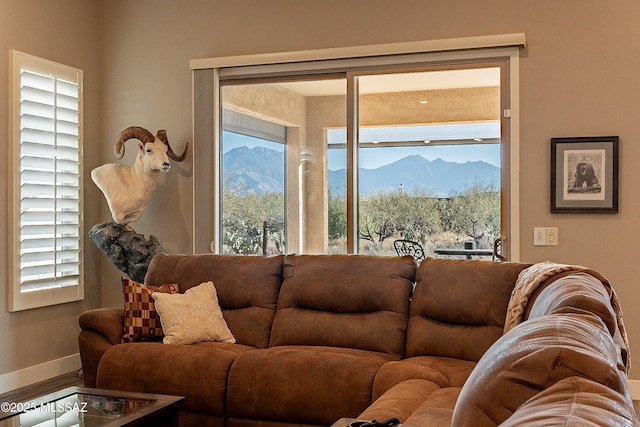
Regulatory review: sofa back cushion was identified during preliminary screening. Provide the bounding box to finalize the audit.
[407,258,530,361]
[144,253,284,348]
[450,312,628,427]
[525,271,629,371]
[269,254,415,358]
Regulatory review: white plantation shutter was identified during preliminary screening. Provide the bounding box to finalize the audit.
[9,51,84,311]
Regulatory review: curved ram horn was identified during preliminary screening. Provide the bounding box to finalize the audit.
[156,129,188,162]
[114,126,155,159]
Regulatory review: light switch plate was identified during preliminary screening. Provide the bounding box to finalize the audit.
[545,227,558,246]
[534,227,546,246]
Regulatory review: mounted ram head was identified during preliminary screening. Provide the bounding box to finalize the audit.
[91,126,188,224]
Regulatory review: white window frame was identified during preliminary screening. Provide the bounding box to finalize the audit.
[191,33,524,261]
[8,51,84,311]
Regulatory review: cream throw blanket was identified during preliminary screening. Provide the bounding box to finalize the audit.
[503,261,630,371]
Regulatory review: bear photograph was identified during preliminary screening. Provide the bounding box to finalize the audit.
[564,149,605,200]
[551,136,617,213]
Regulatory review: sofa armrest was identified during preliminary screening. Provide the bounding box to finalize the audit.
[79,307,124,345]
[78,308,124,388]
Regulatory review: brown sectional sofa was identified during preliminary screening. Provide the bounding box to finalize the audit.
[78,254,638,426]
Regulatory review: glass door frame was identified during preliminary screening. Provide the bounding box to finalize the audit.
[192,37,523,261]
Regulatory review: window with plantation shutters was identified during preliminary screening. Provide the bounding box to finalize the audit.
[8,51,84,311]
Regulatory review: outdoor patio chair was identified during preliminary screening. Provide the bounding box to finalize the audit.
[393,239,426,264]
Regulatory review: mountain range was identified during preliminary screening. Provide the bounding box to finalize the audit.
[223,146,285,194]
[223,146,499,197]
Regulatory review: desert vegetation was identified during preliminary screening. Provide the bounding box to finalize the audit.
[222,182,500,257]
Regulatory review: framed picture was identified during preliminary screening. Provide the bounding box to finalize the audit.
[550,136,619,213]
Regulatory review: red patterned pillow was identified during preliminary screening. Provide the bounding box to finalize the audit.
[121,277,179,343]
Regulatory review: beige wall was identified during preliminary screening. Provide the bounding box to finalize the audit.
[4,0,640,381]
[0,0,101,378]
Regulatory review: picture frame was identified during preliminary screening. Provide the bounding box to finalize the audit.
[550,136,619,213]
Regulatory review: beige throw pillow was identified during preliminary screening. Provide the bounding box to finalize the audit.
[152,281,236,345]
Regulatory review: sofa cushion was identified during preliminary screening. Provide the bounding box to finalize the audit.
[501,376,639,426]
[529,272,616,326]
[407,258,530,361]
[152,281,235,345]
[121,277,179,343]
[144,253,284,348]
[451,313,628,427]
[97,341,255,416]
[227,345,398,425]
[270,254,415,358]
[372,356,476,399]
[359,378,441,422]
[403,387,462,427]
[525,271,630,370]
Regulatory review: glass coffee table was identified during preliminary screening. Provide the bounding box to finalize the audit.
[0,386,184,426]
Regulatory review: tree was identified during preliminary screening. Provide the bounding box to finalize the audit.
[222,181,285,255]
[358,188,442,244]
[440,181,500,248]
[328,189,347,240]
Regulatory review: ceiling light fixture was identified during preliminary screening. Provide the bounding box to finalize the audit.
[419,100,428,104]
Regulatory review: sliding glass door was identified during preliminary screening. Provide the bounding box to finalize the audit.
[216,62,508,259]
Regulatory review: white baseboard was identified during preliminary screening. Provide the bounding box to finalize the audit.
[0,354,81,395]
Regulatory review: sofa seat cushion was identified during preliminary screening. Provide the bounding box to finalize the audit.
[451,313,628,427]
[97,341,255,415]
[408,259,530,361]
[270,254,415,358]
[359,379,441,422]
[501,376,639,426]
[403,387,462,427]
[372,357,476,400]
[226,345,398,426]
